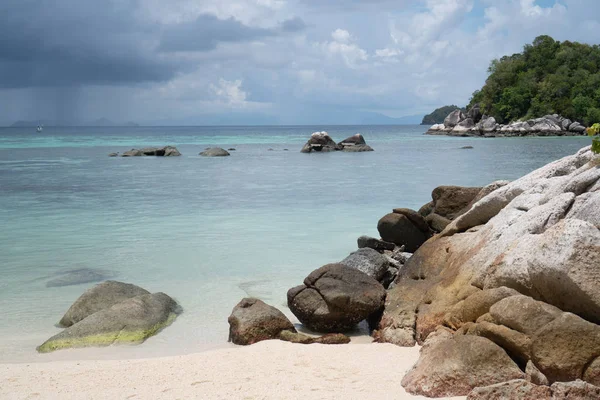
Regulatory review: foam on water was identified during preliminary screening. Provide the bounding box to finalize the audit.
[0,125,589,362]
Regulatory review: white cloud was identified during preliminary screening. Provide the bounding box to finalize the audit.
[210,78,248,106]
[319,29,367,68]
[331,28,351,43]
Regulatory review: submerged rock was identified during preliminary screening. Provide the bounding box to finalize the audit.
[337,134,374,152]
[228,298,296,345]
[46,268,117,288]
[38,292,180,353]
[287,263,386,332]
[200,147,230,157]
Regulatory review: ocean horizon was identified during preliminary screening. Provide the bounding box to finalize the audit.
[0,125,590,362]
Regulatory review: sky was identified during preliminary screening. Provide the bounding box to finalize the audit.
[1,0,600,125]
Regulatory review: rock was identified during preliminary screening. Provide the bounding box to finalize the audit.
[287,263,386,332]
[337,134,374,152]
[461,146,474,149]
[444,287,520,330]
[467,104,483,123]
[228,148,236,151]
[267,148,274,151]
[37,292,180,353]
[301,131,339,153]
[108,152,119,157]
[562,119,572,131]
[59,281,150,327]
[425,213,451,232]
[418,201,434,217]
[377,213,428,252]
[584,357,600,386]
[392,208,430,233]
[465,321,532,367]
[551,380,600,399]
[532,312,600,383]
[569,122,587,133]
[340,248,389,282]
[526,360,550,386]
[200,148,230,157]
[431,185,482,219]
[453,118,475,133]
[489,295,562,336]
[356,235,395,252]
[444,109,466,128]
[46,268,117,288]
[567,191,600,228]
[401,335,524,397]
[467,380,551,400]
[481,117,498,132]
[121,146,181,157]
[278,331,351,344]
[227,298,296,345]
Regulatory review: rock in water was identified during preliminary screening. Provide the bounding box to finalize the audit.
[200,148,230,157]
[339,248,389,282]
[444,109,466,128]
[46,268,117,288]
[377,213,428,252]
[59,281,150,327]
[401,335,524,397]
[337,134,374,152]
[287,263,386,332]
[121,146,181,157]
[37,292,180,353]
[300,131,339,153]
[228,298,296,345]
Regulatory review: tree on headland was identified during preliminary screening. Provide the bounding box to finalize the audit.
[421,105,463,125]
[468,35,600,126]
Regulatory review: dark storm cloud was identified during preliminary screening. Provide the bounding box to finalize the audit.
[0,0,305,88]
[0,0,176,88]
[158,14,306,52]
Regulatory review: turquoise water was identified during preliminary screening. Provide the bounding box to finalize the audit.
[0,125,590,362]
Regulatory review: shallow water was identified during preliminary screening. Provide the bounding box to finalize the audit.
[0,125,589,362]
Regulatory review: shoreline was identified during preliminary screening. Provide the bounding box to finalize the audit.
[0,341,464,400]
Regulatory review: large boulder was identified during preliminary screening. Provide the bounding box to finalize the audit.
[444,109,466,128]
[551,380,600,399]
[37,292,180,353]
[377,213,428,252]
[375,146,600,350]
[467,104,483,123]
[200,147,230,157]
[227,298,296,345]
[401,335,524,397]
[301,131,339,153]
[287,263,386,332]
[356,235,395,252]
[337,134,374,152]
[431,185,482,219]
[59,281,150,327]
[339,248,389,282]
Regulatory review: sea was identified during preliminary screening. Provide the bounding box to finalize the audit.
[0,125,589,362]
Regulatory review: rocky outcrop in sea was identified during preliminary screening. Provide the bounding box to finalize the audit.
[301,132,374,153]
[426,104,587,137]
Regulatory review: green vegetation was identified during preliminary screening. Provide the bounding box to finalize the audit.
[468,35,600,126]
[421,105,462,125]
[588,123,600,154]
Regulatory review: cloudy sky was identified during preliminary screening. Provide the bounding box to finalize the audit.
[1,0,599,125]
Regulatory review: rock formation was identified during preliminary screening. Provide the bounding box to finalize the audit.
[300,132,374,153]
[427,104,587,137]
[37,281,180,353]
[228,298,296,345]
[371,145,600,396]
[200,147,230,157]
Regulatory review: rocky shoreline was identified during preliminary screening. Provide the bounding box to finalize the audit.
[426,104,588,137]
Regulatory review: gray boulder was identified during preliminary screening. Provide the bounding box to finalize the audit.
[356,235,395,252]
[287,263,386,332]
[481,117,498,132]
[59,281,150,327]
[467,104,483,123]
[200,147,230,157]
[301,131,339,153]
[228,298,296,345]
[337,134,374,152]
[444,110,466,128]
[377,213,428,252]
[121,146,181,157]
[340,248,389,282]
[38,292,180,353]
[569,121,587,133]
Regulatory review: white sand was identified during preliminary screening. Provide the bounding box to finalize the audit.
[0,341,465,400]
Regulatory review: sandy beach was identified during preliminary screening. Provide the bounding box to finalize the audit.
[0,341,464,400]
